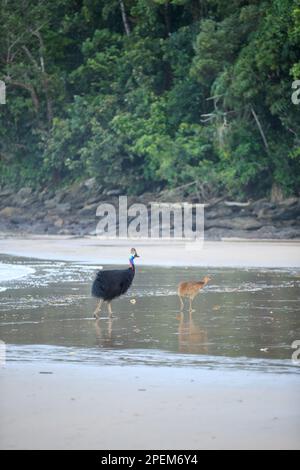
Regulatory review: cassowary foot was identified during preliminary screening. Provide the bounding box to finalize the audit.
[93,299,103,320]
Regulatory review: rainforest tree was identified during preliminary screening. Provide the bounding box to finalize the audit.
[0,0,299,198]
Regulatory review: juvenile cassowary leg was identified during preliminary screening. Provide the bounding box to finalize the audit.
[94,299,103,319]
[179,296,184,310]
[107,301,113,317]
[189,297,193,312]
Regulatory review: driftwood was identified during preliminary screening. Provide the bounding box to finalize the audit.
[158,180,219,202]
[159,181,198,194]
[224,201,251,207]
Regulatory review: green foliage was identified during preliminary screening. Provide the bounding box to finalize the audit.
[0,0,299,198]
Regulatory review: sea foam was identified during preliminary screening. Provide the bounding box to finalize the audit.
[0,263,35,283]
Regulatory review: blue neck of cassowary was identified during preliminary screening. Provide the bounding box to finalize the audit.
[129,255,135,270]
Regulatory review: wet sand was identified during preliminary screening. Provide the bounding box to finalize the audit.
[0,235,300,267]
[1,363,299,450]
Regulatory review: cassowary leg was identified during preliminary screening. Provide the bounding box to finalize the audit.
[94,299,103,319]
[179,296,184,310]
[189,297,193,312]
[107,302,113,317]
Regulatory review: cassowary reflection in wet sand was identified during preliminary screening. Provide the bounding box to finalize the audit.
[92,248,139,318]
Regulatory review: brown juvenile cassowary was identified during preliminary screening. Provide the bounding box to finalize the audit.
[92,248,139,318]
[178,275,211,312]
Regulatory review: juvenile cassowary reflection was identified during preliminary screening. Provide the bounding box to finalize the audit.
[178,312,208,354]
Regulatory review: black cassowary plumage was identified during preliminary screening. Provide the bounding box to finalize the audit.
[91,248,139,318]
[92,267,135,301]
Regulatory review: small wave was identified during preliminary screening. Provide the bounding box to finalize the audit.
[207,281,295,293]
[5,344,300,375]
[209,286,262,293]
[130,288,177,297]
[0,263,35,283]
[0,293,89,311]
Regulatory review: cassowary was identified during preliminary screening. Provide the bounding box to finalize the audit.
[178,275,211,312]
[92,248,139,318]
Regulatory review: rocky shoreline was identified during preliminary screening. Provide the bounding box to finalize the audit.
[1,179,300,239]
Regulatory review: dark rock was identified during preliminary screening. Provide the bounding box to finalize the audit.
[53,189,67,204]
[254,203,300,220]
[53,217,64,228]
[34,212,46,221]
[44,198,57,209]
[256,208,271,219]
[252,199,276,215]
[0,206,22,218]
[205,217,262,230]
[61,182,86,205]
[17,187,32,199]
[70,201,85,210]
[0,189,13,198]
[83,177,97,190]
[38,189,51,202]
[58,228,72,235]
[86,196,103,205]
[279,197,299,207]
[78,203,99,217]
[46,226,59,235]
[31,222,48,233]
[253,225,300,239]
[10,215,29,225]
[56,203,71,214]
[18,195,38,208]
[204,228,225,240]
[1,185,299,239]
[45,213,64,225]
[206,206,233,219]
[45,202,71,214]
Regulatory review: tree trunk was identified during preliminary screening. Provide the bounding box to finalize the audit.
[191,0,203,21]
[270,182,284,203]
[22,34,53,126]
[7,78,39,113]
[33,30,53,127]
[119,0,131,36]
[164,1,171,36]
[251,107,270,156]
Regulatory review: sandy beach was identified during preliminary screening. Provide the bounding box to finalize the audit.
[0,235,300,267]
[1,363,299,450]
[0,236,299,450]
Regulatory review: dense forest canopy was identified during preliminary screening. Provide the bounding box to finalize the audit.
[0,0,300,199]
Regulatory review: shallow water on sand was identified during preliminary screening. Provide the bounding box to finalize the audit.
[0,255,299,372]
